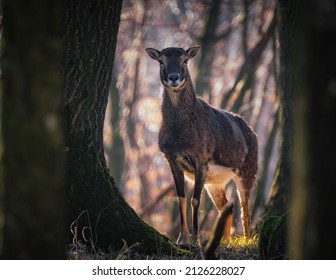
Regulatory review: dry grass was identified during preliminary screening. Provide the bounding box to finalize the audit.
[67,234,259,260]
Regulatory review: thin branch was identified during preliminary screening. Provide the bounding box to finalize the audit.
[220,11,276,109]
[215,24,234,40]
[242,0,249,57]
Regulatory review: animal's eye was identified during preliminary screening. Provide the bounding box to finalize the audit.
[158,60,164,65]
[183,60,188,65]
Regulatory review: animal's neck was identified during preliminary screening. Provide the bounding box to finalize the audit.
[162,75,196,111]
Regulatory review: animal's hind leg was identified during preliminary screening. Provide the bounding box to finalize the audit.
[206,184,233,242]
[234,177,251,237]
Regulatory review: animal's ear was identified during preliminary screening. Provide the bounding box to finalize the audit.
[146,48,161,60]
[186,45,200,59]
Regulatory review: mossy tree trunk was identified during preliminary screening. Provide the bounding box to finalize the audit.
[63,0,173,254]
[252,107,279,222]
[289,0,336,259]
[256,3,293,227]
[1,0,65,259]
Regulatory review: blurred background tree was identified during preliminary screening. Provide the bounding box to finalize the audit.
[1,0,65,259]
[289,0,336,259]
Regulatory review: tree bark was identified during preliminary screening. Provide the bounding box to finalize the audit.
[1,0,65,259]
[63,0,173,253]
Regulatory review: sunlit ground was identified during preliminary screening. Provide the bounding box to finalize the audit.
[218,235,259,260]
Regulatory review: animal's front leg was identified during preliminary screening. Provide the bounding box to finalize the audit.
[168,159,190,244]
[191,164,207,242]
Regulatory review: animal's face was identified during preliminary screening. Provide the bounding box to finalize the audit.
[146,46,200,90]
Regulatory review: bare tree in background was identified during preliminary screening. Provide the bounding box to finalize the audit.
[256,2,291,227]
[106,72,125,188]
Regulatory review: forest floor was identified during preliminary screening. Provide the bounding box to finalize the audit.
[68,235,259,260]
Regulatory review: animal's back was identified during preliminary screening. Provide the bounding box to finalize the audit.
[196,98,249,169]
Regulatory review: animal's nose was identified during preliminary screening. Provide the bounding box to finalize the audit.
[168,73,180,82]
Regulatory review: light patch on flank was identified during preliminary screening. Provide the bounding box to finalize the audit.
[206,163,236,185]
[184,163,236,186]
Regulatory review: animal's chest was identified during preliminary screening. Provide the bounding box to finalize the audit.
[158,121,200,153]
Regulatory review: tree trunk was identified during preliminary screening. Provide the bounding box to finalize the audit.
[107,72,125,188]
[252,107,279,222]
[256,4,292,226]
[289,0,336,259]
[194,0,221,100]
[256,7,290,261]
[63,0,173,253]
[1,0,65,259]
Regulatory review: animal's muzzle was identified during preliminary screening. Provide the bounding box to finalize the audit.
[168,73,181,86]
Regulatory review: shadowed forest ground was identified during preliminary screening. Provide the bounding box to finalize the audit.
[67,235,259,260]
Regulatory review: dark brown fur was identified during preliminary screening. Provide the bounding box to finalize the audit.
[146,46,258,243]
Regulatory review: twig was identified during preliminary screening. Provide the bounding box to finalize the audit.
[70,210,97,255]
[115,239,140,260]
[205,203,233,260]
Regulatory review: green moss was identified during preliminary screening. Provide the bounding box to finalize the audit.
[258,214,287,259]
